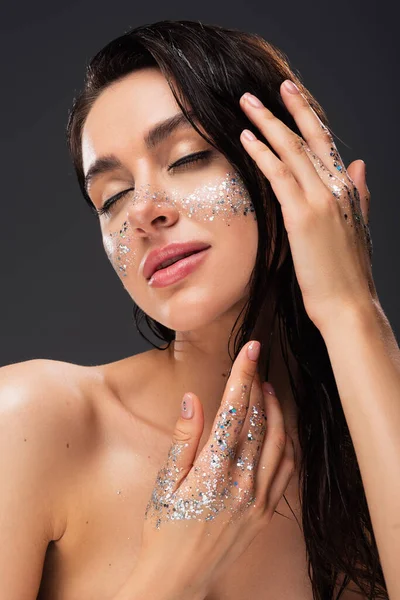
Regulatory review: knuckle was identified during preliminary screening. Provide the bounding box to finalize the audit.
[285,463,296,482]
[286,432,295,452]
[283,441,295,464]
[257,144,271,157]
[241,362,257,381]
[319,191,340,215]
[253,501,274,527]
[246,496,265,521]
[287,459,296,476]
[273,430,287,453]
[261,108,275,121]
[238,486,256,509]
[172,424,192,444]
[315,127,333,144]
[248,500,266,522]
[286,135,305,154]
[271,162,292,181]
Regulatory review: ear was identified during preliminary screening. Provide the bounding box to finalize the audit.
[346,159,370,225]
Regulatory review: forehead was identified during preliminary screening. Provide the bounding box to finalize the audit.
[81,68,184,175]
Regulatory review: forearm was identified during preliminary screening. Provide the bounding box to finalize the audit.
[320,301,400,599]
[112,560,207,600]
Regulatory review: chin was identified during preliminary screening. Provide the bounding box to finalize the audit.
[140,284,250,333]
[158,311,215,333]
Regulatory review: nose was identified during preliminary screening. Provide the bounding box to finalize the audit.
[125,186,179,237]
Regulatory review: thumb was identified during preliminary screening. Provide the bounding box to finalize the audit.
[170,392,205,487]
[347,159,371,225]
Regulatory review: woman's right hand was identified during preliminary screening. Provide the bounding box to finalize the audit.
[137,340,295,598]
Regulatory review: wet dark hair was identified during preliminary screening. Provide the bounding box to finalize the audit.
[66,19,386,599]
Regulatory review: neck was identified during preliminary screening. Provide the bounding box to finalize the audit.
[159,299,300,457]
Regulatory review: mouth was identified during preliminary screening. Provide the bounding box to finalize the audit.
[148,247,210,288]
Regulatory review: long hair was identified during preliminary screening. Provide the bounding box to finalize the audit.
[66,20,386,599]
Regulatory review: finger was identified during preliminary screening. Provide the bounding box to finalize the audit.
[208,340,262,466]
[266,431,296,513]
[253,383,290,504]
[166,392,205,490]
[279,80,350,186]
[195,340,260,479]
[239,131,306,221]
[347,160,371,225]
[230,372,267,499]
[239,92,329,200]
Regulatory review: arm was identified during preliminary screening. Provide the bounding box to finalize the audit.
[320,300,400,600]
[0,360,69,598]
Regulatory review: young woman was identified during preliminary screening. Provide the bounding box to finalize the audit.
[1,19,398,600]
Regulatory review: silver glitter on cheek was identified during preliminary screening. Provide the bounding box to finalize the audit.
[102,220,138,277]
[102,170,255,279]
[144,381,267,530]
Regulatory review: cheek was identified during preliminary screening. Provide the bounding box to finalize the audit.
[100,169,258,316]
[212,216,259,298]
[102,221,136,279]
[217,207,258,261]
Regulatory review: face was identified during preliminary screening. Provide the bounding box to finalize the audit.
[81,68,258,332]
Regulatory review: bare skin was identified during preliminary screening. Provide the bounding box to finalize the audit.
[27,343,362,600]
[33,349,311,600]
[0,67,364,599]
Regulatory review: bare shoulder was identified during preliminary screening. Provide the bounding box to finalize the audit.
[0,358,104,540]
[0,357,101,430]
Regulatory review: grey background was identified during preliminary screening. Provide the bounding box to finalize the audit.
[0,0,398,367]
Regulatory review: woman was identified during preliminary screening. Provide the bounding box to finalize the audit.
[1,19,398,600]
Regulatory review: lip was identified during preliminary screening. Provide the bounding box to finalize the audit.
[148,247,210,288]
[143,241,211,280]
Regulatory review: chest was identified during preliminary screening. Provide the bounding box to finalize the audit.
[37,407,313,600]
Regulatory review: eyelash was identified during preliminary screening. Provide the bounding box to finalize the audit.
[96,150,213,217]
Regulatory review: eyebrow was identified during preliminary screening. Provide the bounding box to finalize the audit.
[84,111,195,194]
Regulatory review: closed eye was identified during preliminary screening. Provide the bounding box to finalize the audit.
[96,150,214,217]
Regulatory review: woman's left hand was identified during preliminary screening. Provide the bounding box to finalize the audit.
[239,81,378,332]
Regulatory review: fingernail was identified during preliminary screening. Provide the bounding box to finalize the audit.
[247,340,261,361]
[263,382,275,395]
[242,129,256,142]
[244,92,263,108]
[181,393,194,419]
[283,80,299,94]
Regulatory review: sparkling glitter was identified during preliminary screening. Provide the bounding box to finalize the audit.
[302,140,371,257]
[102,170,255,278]
[145,381,267,529]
